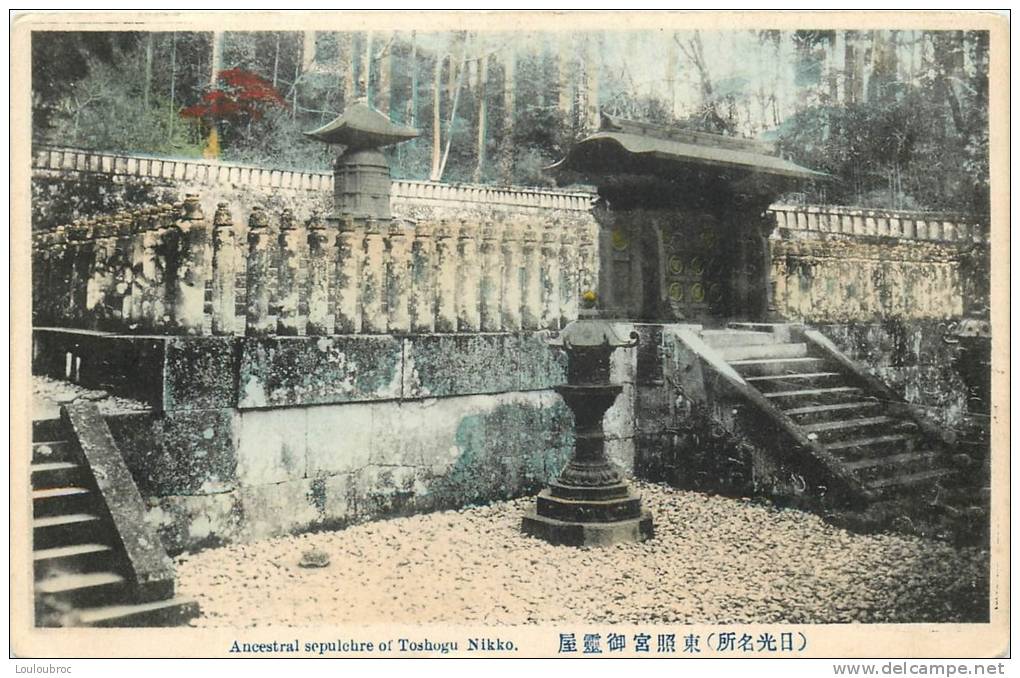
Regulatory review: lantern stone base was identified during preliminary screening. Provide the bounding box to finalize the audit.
[521,508,654,547]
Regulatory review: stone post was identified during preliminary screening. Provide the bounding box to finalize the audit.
[86,217,119,330]
[245,206,276,336]
[211,203,238,336]
[360,218,387,333]
[540,221,561,331]
[478,220,503,331]
[456,219,481,332]
[334,216,364,334]
[125,210,149,328]
[276,208,308,336]
[433,220,458,333]
[385,219,411,333]
[409,221,436,333]
[170,195,212,335]
[305,211,335,336]
[558,224,579,327]
[147,203,177,331]
[520,223,542,329]
[500,220,523,331]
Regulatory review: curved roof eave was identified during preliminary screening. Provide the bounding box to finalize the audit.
[548,131,828,181]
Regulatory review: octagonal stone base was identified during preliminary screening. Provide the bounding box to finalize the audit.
[521,509,654,547]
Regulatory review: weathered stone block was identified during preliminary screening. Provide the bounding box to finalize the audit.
[146,492,243,554]
[237,335,402,408]
[236,407,308,485]
[603,382,636,441]
[163,336,237,411]
[605,436,636,475]
[516,332,568,391]
[111,408,236,496]
[401,334,518,398]
[305,401,377,477]
[237,479,324,541]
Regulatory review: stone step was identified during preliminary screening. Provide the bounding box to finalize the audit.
[802,415,916,442]
[32,486,93,517]
[701,330,776,349]
[782,400,883,424]
[729,356,829,377]
[32,440,74,464]
[824,433,916,455]
[30,461,84,488]
[32,418,64,442]
[866,468,957,495]
[35,571,127,608]
[745,372,844,392]
[845,450,939,473]
[719,342,809,362]
[75,597,201,628]
[763,386,863,407]
[33,513,104,549]
[34,543,115,579]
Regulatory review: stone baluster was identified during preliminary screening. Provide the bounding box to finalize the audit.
[385,219,411,334]
[86,217,118,330]
[433,220,458,333]
[147,203,177,330]
[126,209,151,329]
[211,203,238,336]
[558,224,579,327]
[168,195,212,335]
[63,220,87,327]
[245,206,276,336]
[520,224,542,329]
[478,220,503,331]
[305,211,335,336]
[108,215,135,331]
[456,219,481,332]
[540,221,562,330]
[500,220,522,331]
[276,208,308,336]
[577,225,597,301]
[360,219,387,334]
[409,221,436,333]
[49,225,71,326]
[334,216,364,334]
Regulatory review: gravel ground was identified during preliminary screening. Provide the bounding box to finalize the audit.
[176,482,988,626]
[33,375,150,418]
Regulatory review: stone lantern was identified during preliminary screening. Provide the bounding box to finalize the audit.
[305,100,419,219]
[522,296,654,546]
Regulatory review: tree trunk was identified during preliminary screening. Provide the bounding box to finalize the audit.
[584,33,600,132]
[409,31,418,126]
[343,32,356,109]
[168,32,177,139]
[473,53,488,183]
[272,33,280,88]
[377,32,391,116]
[431,53,443,180]
[210,30,224,86]
[302,31,316,71]
[363,31,373,104]
[498,48,515,184]
[143,33,153,110]
[666,31,678,119]
[558,33,572,127]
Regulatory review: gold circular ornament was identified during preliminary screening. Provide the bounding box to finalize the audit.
[690,282,705,303]
[668,281,684,301]
[611,228,630,251]
[668,254,684,274]
[688,256,704,276]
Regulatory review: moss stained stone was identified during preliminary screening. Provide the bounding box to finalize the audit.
[401,334,519,398]
[163,336,238,412]
[238,335,403,408]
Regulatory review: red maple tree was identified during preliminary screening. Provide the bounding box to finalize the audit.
[181,68,287,124]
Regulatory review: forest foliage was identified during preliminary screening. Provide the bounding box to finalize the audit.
[31,29,989,212]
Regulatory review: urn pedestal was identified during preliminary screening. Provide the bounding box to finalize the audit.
[522,314,654,546]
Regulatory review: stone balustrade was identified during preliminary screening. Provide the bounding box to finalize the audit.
[32,145,595,213]
[32,194,598,336]
[768,203,988,244]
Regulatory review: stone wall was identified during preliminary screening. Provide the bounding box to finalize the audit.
[767,203,989,323]
[33,327,639,553]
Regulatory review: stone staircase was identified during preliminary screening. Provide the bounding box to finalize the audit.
[32,406,199,627]
[696,323,959,503]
